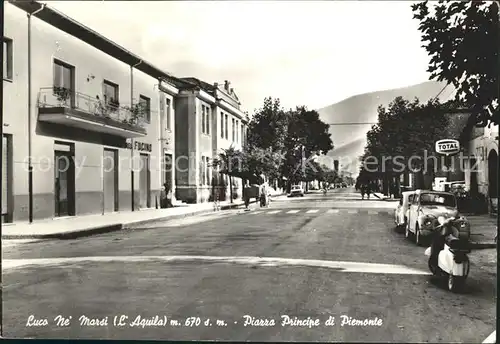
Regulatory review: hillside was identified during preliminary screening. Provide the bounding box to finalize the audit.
[316,81,455,176]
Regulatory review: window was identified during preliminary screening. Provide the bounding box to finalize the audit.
[201,105,210,135]
[205,106,210,135]
[201,106,206,134]
[103,80,119,108]
[200,156,210,186]
[236,120,239,143]
[220,112,224,138]
[206,157,211,186]
[241,125,245,146]
[420,193,456,207]
[225,114,229,139]
[139,95,151,123]
[166,98,171,130]
[53,59,75,105]
[232,118,235,142]
[3,38,13,80]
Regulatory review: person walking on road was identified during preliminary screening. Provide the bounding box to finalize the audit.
[366,182,372,200]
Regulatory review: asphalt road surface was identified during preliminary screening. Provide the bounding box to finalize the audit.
[2,187,496,341]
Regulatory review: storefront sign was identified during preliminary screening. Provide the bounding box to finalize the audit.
[435,139,460,155]
[126,141,152,152]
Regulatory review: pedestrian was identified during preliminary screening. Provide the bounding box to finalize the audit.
[259,182,266,207]
[244,180,250,210]
[160,185,167,208]
[160,183,172,208]
[366,182,372,200]
[165,182,173,208]
[360,184,366,200]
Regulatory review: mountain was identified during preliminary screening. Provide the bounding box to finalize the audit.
[316,81,455,177]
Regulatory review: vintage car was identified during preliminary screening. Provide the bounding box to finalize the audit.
[288,185,304,197]
[405,189,470,246]
[394,191,416,231]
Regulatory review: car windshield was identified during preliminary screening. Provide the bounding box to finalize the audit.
[292,186,301,190]
[420,193,456,207]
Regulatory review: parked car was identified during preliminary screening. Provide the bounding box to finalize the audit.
[288,185,304,197]
[405,189,470,246]
[394,191,416,231]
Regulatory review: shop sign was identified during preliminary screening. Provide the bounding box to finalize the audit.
[435,139,460,156]
[126,141,152,152]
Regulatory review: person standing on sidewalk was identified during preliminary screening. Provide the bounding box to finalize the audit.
[160,182,173,208]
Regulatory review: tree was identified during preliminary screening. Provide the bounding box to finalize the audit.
[281,106,334,190]
[247,97,289,153]
[360,96,449,191]
[412,1,499,126]
[212,146,244,203]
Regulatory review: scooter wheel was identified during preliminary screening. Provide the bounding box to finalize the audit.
[448,275,465,293]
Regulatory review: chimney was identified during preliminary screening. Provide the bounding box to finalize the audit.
[334,160,339,172]
[224,80,230,91]
[214,82,218,88]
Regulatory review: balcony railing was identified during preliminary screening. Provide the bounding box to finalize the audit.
[37,87,149,135]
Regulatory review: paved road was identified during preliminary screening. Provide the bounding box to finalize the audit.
[2,188,496,341]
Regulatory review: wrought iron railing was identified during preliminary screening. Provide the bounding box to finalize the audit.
[37,87,151,128]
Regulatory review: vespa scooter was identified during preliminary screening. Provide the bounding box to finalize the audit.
[424,216,471,293]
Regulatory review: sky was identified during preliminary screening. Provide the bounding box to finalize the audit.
[48,1,432,113]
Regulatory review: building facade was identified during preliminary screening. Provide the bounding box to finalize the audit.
[174,78,248,204]
[2,1,178,223]
[463,122,498,213]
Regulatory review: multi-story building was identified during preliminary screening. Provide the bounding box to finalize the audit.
[174,78,249,204]
[462,119,498,214]
[2,1,179,223]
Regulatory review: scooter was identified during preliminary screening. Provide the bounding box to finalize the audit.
[424,216,471,293]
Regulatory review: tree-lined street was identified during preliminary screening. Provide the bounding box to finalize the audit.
[2,188,495,341]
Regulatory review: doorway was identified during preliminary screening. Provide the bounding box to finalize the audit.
[54,149,75,217]
[103,149,119,213]
[139,153,151,208]
[2,134,12,223]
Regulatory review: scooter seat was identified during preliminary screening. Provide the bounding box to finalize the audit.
[446,237,470,252]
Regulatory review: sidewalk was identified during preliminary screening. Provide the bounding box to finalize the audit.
[2,199,252,240]
[468,214,498,249]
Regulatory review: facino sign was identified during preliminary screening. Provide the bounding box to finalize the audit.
[126,141,152,152]
[435,139,460,155]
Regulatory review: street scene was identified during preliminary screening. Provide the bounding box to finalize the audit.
[1,0,498,342]
[2,188,496,341]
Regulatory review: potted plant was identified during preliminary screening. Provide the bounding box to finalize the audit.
[53,86,71,105]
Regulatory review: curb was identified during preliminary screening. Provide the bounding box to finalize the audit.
[470,242,497,249]
[2,224,124,240]
[2,202,251,240]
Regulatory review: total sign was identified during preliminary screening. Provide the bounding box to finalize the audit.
[435,139,460,155]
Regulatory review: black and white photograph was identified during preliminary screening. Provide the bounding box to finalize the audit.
[1,0,498,342]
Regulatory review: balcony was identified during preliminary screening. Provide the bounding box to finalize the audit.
[37,87,147,138]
